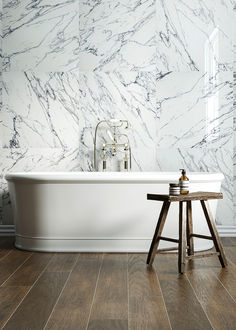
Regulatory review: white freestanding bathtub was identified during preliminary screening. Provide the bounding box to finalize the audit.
[5,172,224,252]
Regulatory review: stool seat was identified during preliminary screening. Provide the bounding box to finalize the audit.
[147,191,227,274]
[147,191,223,202]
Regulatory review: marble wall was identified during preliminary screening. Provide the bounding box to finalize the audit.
[0,0,235,226]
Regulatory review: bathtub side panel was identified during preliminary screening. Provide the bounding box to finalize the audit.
[10,180,222,252]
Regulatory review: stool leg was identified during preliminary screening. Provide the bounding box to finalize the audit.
[178,201,187,274]
[147,201,170,265]
[200,200,227,267]
[186,201,194,256]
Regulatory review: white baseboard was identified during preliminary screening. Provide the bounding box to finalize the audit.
[216,226,236,237]
[0,225,15,236]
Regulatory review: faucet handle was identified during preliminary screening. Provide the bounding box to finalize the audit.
[124,143,129,151]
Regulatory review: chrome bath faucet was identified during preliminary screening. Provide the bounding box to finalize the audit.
[94,119,132,171]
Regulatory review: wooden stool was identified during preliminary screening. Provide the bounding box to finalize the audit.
[146,192,227,274]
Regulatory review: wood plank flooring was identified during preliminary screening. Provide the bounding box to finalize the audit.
[0,238,236,329]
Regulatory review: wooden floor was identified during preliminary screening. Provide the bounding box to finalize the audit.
[0,238,236,329]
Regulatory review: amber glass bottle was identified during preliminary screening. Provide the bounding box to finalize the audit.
[179,169,189,194]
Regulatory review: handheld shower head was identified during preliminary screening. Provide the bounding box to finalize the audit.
[106,129,115,142]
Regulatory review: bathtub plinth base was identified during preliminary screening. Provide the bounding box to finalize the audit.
[15,235,213,253]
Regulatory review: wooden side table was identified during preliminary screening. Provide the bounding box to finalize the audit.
[146,192,227,274]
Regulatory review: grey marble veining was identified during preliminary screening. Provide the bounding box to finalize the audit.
[156,0,236,73]
[157,71,234,150]
[2,0,79,71]
[1,71,80,148]
[79,0,156,72]
[233,72,236,223]
[0,0,2,72]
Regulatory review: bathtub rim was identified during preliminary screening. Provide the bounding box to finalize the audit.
[5,171,224,184]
